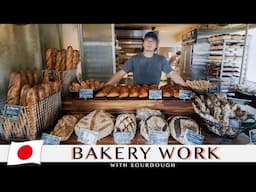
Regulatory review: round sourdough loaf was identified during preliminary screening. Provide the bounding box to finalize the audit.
[140,115,169,141]
[114,114,137,139]
[74,110,114,140]
[168,116,199,144]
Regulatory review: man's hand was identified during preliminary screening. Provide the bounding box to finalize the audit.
[168,71,187,87]
[104,70,127,86]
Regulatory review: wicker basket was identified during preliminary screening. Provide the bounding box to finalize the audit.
[202,117,256,139]
[0,92,61,141]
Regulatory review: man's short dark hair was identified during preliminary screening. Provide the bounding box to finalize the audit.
[144,31,158,42]
[176,51,181,55]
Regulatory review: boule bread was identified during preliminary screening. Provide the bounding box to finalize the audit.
[74,110,114,140]
[114,114,136,139]
[168,116,199,144]
[140,115,169,141]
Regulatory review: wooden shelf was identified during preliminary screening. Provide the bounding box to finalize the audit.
[62,97,194,115]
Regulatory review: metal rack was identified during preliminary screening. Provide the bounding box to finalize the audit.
[206,36,248,93]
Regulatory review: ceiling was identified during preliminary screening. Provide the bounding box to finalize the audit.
[115,24,200,38]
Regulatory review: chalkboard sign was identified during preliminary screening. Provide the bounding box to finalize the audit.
[113,131,131,144]
[183,129,204,145]
[79,89,94,99]
[149,90,162,100]
[77,128,99,145]
[249,129,256,144]
[3,105,21,120]
[41,133,61,145]
[208,86,219,95]
[148,130,169,145]
[179,90,191,100]
[48,70,55,80]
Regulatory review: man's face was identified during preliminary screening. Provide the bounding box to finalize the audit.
[143,38,157,52]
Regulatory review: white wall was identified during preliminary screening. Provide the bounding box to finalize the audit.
[158,30,181,47]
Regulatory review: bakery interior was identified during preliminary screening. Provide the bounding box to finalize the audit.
[1,23,256,145]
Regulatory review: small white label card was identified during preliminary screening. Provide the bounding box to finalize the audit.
[41,133,61,145]
[148,130,169,145]
[183,129,204,145]
[77,128,99,145]
[179,90,191,100]
[113,131,131,144]
[79,89,94,99]
[249,129,256,144]
[149,90,162,100]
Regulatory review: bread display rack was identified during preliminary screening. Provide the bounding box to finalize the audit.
[0,92,61,141]
[207,34,247,93]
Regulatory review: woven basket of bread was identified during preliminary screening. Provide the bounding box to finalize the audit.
[192,95,256,138]
[0,92,61,141]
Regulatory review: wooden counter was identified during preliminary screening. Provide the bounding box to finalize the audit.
[62,97,194,115]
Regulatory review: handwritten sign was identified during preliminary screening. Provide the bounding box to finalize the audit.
[48,70,55,80]
[183,129,204,145]
[113,131,131,144]
[79,89,94,99]
[77,128,99,145]
[149,90,162,100]
[3,105,21,120]
[249,129,256,144]
[41,133,61,145]
[207,86,219,95]
[179,90,191,100]
[148,130,169,145]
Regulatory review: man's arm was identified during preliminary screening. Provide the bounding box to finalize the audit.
[167,71,187,86]
[104,70,127,86]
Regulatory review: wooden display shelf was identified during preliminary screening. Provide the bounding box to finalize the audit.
[62,97,194,115]
[60,126,249,145]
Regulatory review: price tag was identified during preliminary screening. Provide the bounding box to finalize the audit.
[113,131,131,144]
[41,133,61,145]
[149,90,162,100]
[229,119,241,129]
[77,128,99,145]
[183,129,204,145]
[3,105,21,120]
[79,89,94,99]
[207,86,219,95]
[179,90,191,100]
[148,130,169,145]
[249,129,256,144]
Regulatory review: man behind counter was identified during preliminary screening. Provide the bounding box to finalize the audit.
[105,31,187,87]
